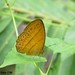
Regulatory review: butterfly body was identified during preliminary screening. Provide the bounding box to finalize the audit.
[16,19,45,55]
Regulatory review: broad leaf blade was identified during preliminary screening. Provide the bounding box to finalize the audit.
[0,18,21,65]
[0,16,11,33]
[0,47,46,68]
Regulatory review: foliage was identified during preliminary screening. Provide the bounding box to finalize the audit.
[0,0,75,75]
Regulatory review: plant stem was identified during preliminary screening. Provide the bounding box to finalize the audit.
[5,0,18,37]
[5,0,18,75]
[46,54,54,75]
[34,62,42,75]
[34,62,47,75]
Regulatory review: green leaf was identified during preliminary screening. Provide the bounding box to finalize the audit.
[49,54,74,75]
[6,0,16,6]
[70,55,75,75]
[45,37,62,47]
[0,16,11,33]
[15,64,36,75]
[47,23,66,38]
[50,42,75,55]
[10,0,75,24]
[0,47,46,68]
[45,37,75,55]
[0,18,21,65]
[0,0,5,10]
[64,25,75,44]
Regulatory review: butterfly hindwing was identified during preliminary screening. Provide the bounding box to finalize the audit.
[16,19,45,55]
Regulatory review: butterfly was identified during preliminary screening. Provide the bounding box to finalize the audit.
[16,19,45,55]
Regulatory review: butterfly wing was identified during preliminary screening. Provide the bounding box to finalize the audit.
[16,19,45,55]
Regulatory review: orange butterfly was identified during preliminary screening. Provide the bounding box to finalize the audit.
[16,19,45,55]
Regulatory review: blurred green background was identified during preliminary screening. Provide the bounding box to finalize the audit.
[0,0,75,75]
